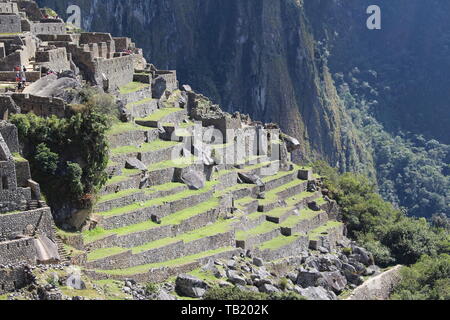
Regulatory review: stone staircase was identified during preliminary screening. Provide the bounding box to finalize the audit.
[63,82,345,283]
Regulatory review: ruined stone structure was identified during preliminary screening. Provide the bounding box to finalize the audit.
[0,1,350,297]
[0,119,59,276]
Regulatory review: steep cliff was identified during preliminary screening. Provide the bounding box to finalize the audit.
[37,0,371,174]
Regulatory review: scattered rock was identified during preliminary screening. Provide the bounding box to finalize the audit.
[238,173,265,187]
[227,270,247,286]
[125,158,147,171]
[252,257,264,267]
[296,286,337,301]
[175,274,209,298]
[258,283,280,294]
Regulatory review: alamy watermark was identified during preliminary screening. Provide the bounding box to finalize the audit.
[367,5,381,30]
[66,5,81,29]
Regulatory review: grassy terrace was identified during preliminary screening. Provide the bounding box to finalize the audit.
[130,218,234,254]
[126,97,153,110]
[93,246,235,276]
[107,121,150,136]
[12,152,27,163]
[280,209,323,228]
[258,233,303,250]
[259,180,309,206]
[84,197,220,244]
[96,180,218,217]
[146,156,197,172]
[308,221,343,240]
[110,139,179,155]
[119,82,150,94]
[135,107,183,122]
[96,188,143,204]
[105,168,141,186]
[236,221,280,241]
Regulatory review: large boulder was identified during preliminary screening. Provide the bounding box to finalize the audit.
[177,168,206,190]
[238,172,264,187]
[295,286,337,300]
[351,246,375,266]
[175,274,209,298]
[226,270,247,286]
[296,268,323,288]
[258,283,280,294]
[321,271,347,293]
[281,134,301,153]
[125,158,147,171]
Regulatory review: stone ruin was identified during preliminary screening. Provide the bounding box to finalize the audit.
[0,0,351,297]
[0,120,60,294]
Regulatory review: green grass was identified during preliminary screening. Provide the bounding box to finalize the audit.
[259,179,307,205]
[96,188,142,204]
[83,196,220,244]
[119,82,150,94]
[12,152,27,162]
[110,139,179,155]
[236,221,280,241]
[128,214,231,254]
[126,97,153,110]
[258,233,303,250]
[146,156,197,172]
[280,209,320,228]
[97,180,217,217]
[107,121,148,136]
[105,168,141,186]
[136,107,182,122]
[94,247,234,276]
[87,247,128,261]
[308,221,343,240]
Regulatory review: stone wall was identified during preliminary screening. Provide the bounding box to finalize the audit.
[0,14,21,33]
[255,235,309,262]
[0,265,31,295]
[0,237,37,264]
[0,2,19,15]
[30,21,66,35]
[0,71,40,82]
[347,265,403,300]
[35,47,70,72]
[93,55,134,91]
[0,120,19,153]
[11,93,67,118]
[0,208,55,242]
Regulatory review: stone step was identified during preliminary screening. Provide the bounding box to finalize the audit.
[308,221,345,252]
[254,233,309,262]
[235,221,282,250]
[86,228,235,270]
[280,209,329,236]
[101,169,142,196]
[109,139,181,167]
[84,198,222,251]
[126,98,158,119]
[92,183,188,212]
[108,126,159,149]
[135,108,187,128]
[85,246,241,283]
[95,187,215,230]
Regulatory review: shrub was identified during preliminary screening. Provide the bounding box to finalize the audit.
[391,254,450,300]
[203,286,268,300]
[10,103,110,210]
[145,283,160,295]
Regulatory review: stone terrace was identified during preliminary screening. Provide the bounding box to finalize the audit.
[63,80,345,283]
